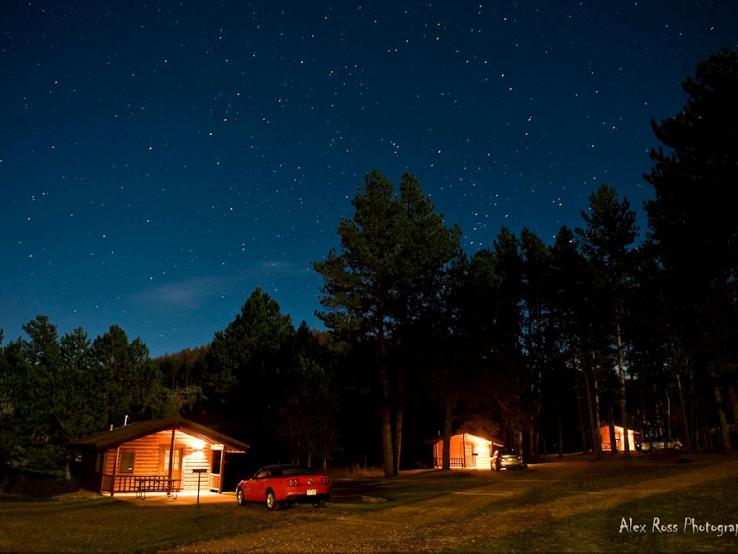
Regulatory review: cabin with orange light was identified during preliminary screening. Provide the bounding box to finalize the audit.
[432,433,500,469]
[600,424,640,452]
[68,417,248,496]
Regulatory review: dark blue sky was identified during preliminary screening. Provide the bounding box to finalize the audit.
[2,1,736,355]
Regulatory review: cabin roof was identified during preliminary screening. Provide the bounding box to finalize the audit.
[599,423,641,434]
[68,417,249,451]
[429,432,504,446]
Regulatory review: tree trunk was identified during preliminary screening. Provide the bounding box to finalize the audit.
[701,419,714,451]
[608,405,617,456]
[442,398,453,469]
[583,368,600,457]
[575,379,588,452]
[379,403,393,476]
[557,410,564,458]
[727,384,738,429]
[665,390,672,443]
[592,365,603,456]
[393,405,403,476]
[533,419,540,463]
[708,364,732,453]
[689,374,698,451]
[614,317,630,457]
[392,364,405,476]
[377,325,395,477]
[676,372,692,453]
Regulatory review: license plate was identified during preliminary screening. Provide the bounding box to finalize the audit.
[307,488,317,496]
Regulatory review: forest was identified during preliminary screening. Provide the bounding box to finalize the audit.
[1,50,736,484]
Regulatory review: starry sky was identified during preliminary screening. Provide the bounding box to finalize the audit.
[2,1,736,356]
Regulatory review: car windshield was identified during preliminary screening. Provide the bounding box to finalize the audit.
[281,466,314,476]
[254,466,315,478]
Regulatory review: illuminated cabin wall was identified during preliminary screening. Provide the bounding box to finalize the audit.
[102,429,215,490]
[433,433,492,469]
[600,425,638,452]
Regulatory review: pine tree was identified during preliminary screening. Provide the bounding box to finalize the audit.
[314,170,460,476]
[576,185,638,456]
[645,49,738,452]
[206,287,294,436]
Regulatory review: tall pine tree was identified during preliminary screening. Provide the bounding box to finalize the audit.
[314,170,460,476]
[577,185,638,456]
[645,49,738,452]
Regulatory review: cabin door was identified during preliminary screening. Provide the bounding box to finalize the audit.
[464,443,475,468]
[160,447,184,484]
[209,449,223,491]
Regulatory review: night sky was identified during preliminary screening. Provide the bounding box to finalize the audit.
[2,1,736,355]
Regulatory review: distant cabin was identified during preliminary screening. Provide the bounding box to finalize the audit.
[68,417,248,496]
[432,433,501,469]
[600,424,639,452]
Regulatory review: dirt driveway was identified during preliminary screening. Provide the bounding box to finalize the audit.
[168,456,738,553]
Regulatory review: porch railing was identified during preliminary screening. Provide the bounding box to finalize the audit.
[433,457,466,468]
[209,473,221,491]
[101,474,181,494]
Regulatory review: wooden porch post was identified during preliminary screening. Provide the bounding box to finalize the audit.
[98,451,105,495]
[110,447,120,497]
[462,434,466,469]
[217,447,226,494]
[167,428,176,487]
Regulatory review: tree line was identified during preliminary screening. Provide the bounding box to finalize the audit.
[1,49,736,482]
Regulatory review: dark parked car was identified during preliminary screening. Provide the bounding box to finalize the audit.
[640,440,683,452]
[491,448,526,471]
[236,464,331,510]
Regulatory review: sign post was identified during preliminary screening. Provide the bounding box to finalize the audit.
[192,468,207,507]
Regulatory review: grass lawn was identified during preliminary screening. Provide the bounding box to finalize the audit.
[492,476,738,553]
[0,491,292,553]
[1,455,737,553]
[475,457,738,553]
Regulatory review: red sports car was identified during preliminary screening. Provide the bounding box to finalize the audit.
[236,464,331,510]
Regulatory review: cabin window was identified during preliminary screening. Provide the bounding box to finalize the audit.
[161,448,181,470]
[119,450,135,473]
[159,447,184,479]
[211,450,222,475]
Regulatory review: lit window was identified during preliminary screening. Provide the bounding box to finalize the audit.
[120,450,135,473]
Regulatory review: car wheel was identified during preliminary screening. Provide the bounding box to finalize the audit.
[265,490,279,511]
[236,487,245,506]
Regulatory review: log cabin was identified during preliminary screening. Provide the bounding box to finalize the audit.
[432,433,501,469]
[68,417,248,496]
[600,424,640,452]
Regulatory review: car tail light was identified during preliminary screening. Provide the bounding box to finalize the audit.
[287,478,300,486]
[321,477,330,485]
